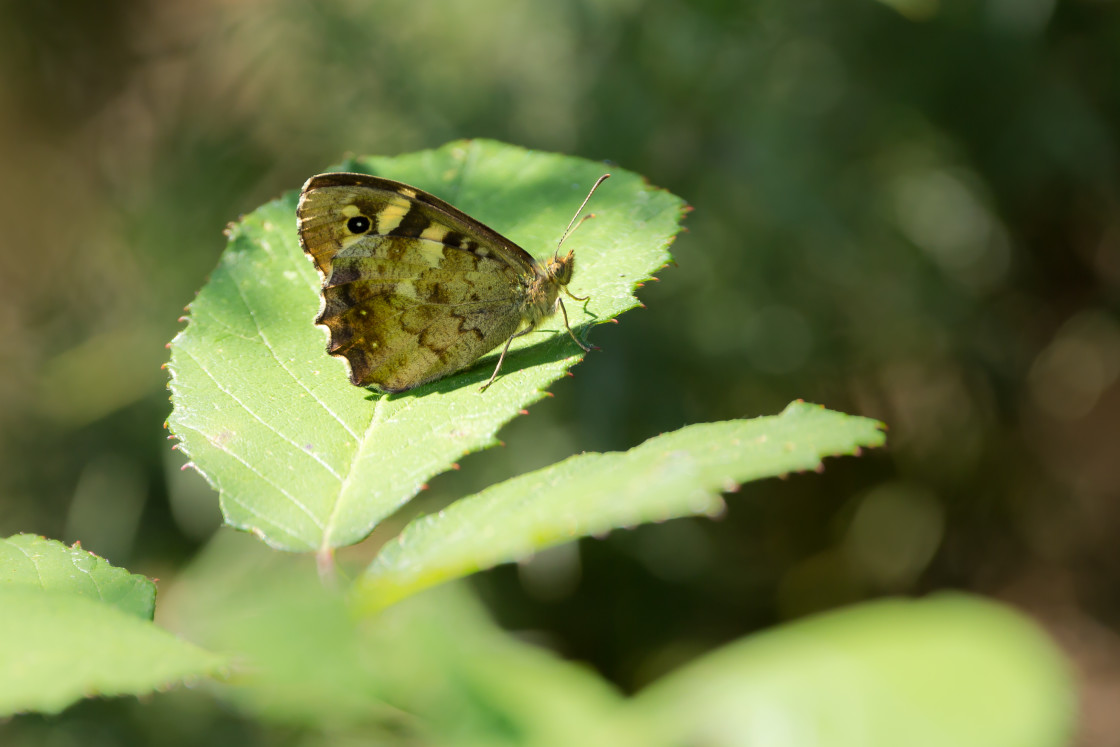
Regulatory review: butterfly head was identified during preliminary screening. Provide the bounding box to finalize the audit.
[546,249,576,288]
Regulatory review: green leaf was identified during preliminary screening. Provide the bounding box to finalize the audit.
[355,402,885,612]
[167,140,686,553]
[0,533,155,620]
[607,595,1074,747]
[159,530,623,742]
[0,586,226,716]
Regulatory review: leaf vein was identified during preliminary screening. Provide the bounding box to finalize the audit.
[12,543,45,588]
[190,308,261,343]
[177,345,344,482]
[320,393,391,550]
[221,485,314,549]
[226,267,362,441]
[174,421,323,536]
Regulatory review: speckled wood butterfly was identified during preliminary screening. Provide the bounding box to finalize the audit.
[297,173,608,392]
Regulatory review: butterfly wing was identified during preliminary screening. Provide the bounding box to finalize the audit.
[299,173,541,277]
[297,173,540,391]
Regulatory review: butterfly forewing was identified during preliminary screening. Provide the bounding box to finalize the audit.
[298,173,541,276]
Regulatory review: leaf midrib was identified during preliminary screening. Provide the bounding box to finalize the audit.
[311,143,508,552]
[321,392,390,551]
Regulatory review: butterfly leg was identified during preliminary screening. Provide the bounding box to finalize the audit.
[558,298,595,352]
[479,324,536,392]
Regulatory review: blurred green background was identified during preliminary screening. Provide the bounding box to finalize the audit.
[0,0,1116,741]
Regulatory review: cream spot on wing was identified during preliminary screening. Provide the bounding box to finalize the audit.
[398,188,417,198]
[394,281,419,300]
[475,246,491,258]
[419,224,449,243]
[341,204,361,217]
[377,198,412,233]
[405,239,449,268]
[339,234,366,249]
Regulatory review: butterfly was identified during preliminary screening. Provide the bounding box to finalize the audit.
[296,172,609,392]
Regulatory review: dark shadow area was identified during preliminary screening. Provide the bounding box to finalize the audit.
[382,322,596,399]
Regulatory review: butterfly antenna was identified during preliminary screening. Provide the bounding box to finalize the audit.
[556,173,611,255]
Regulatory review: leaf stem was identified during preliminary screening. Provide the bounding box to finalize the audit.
[316,545,336,587]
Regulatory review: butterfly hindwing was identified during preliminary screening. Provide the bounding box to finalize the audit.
[324,293,524,391]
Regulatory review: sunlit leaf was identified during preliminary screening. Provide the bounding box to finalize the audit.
[355,402,885,611]
[607,595,1074,747]
[159,531,622,742]
[0,588,224,716]
[0,533,154,620]
[167,140,686,553]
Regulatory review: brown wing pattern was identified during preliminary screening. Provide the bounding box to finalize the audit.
[317,235,526,389]
[297,172,541,277]
[322,293,524,391]
[297,174,538,390]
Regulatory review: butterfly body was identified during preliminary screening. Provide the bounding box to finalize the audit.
[297,172,588,392]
